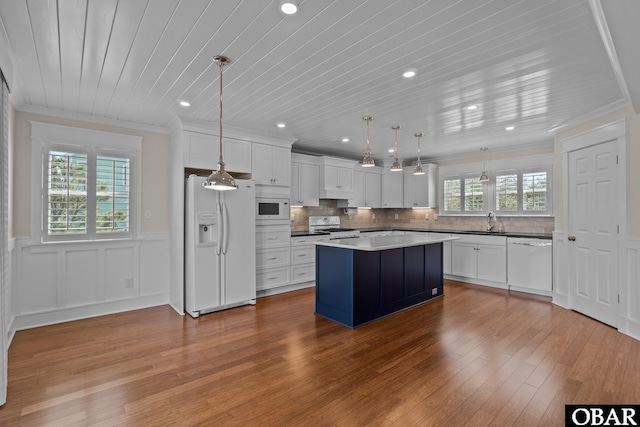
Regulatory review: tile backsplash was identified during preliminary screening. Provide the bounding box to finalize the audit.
[291,199,554,234]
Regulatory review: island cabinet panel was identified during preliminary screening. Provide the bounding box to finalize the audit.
[316,242,444,328]
[315,246,354,327]
[424,243,444,297]
[354,251,381,313]
[381,248,404,303]
[404,245,426,297]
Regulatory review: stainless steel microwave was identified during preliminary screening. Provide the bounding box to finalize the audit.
[256,197,290,221]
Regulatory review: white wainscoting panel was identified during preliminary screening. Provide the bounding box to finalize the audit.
[11,233,170,331]
[620,237,640,340]
[66,249,100,307]
[140,233,170,297]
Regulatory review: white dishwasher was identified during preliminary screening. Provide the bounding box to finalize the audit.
[507,238,552,294]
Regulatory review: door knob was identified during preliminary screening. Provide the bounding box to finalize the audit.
[568,235,576,241]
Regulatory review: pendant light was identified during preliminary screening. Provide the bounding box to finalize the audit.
[479,147,489,182]
[203,55,237,191]
[390,125,402,171]
[413,132,425,175]
[361,116,375,167]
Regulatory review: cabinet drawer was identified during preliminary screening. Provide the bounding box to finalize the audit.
[291,264,315,284]
[256,267,290,291]
[291,245,315,265]
[257,247,290,269]
[256,227,291,248]
[291,235,327,246]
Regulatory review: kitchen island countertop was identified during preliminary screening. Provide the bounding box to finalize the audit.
[315,234,457,251]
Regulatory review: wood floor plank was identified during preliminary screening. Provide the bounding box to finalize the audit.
[2,281,639,426]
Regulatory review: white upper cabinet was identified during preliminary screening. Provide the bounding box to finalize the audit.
[291,154,319,207]
[350,168,381,207]
[403,164,437,208]
[318,157,356,199]
[382,169,403,208]
[185,131,252,173]
[252,143,291,186]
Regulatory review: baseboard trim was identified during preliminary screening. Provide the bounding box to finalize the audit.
[257,282,314,298]
[10,293,170,332]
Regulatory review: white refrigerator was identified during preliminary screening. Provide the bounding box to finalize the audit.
[184,175,256,317]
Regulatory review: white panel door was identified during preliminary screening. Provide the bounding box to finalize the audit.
[568,140,618,327]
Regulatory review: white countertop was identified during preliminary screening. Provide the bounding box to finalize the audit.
[315,234,458,251]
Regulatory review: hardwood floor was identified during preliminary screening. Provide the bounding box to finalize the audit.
[1,280,639,426]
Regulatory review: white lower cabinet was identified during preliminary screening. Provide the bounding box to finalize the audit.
[451,234,507,284]
[256,224,291,292]
[257,267,290,291]
[290,235,327,285]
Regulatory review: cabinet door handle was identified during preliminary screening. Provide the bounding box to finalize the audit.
[267,237,278,240]
[268,277,278,280]
[297,254,307,257]
[568,235,576,241]
[297,272,307,276]
[267,257,278,260]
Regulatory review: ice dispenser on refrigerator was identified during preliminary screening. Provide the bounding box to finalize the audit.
[196,212,217,246]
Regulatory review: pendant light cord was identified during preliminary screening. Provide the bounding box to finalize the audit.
[366,119,371,152]
[218,60,224,165]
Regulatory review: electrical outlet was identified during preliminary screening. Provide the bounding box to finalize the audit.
[395,213,399,220]
[425,213,429,220]
[432,288,438,295]
[372,213,376,219]
[144,209,152,219]
[125,277,134,288]
[433,214,438,220]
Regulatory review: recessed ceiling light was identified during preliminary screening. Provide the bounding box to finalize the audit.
[403,69,416,78]
[505,126,515,131]
[342,137,349,143]
[277,122,286,128]
[466,105,478,110]
[388,148,395,153]
[179,101,190,107]
[280,1,298,14]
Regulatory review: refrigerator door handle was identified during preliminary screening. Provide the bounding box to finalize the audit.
[222,202,229,255]
[216,202,222,255]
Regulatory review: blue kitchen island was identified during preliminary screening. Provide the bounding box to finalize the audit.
[315,234,457,328]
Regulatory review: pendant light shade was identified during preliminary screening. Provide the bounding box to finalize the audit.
[413,132,425,175]
[204,55,237,191]
[479,147,489,182]
[390,125,402,171]
[361,116,375,167]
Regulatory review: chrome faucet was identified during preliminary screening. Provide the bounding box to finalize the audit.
[487,211,497,232]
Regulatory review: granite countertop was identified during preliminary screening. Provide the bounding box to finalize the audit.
[315,234,458,251]
[292,228,552,239]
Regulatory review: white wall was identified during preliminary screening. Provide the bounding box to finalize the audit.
[9,110,171,330]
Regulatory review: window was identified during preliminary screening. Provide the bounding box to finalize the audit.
[442,175,486,214]
[32,122,141,242]
[523,171,547,211]
[443,179,461,211]
[495,167,550,215]
[495,172,518,212]
[464,177,483,211]
[47,151,89,235]
[439,153,553,217]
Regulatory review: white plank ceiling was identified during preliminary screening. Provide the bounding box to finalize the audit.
[0,0,636,163]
